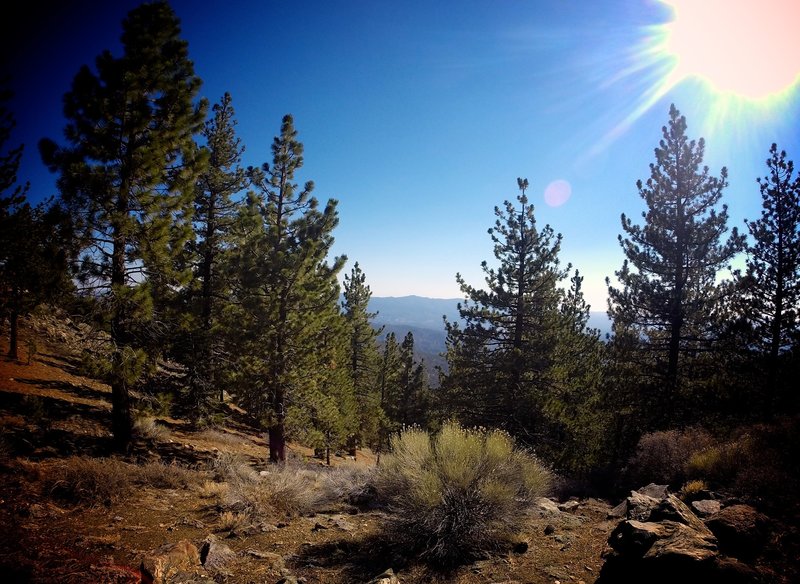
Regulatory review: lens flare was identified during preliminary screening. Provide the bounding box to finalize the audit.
[544,179,572,207]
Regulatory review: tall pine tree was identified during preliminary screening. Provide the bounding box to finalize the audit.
[187,92,248,416]
[225,115,347,462]
[341,262,383,452]
[40,1,207,450]
[740,144,800,412]
[443,178,568,442]
[607,104,743,427]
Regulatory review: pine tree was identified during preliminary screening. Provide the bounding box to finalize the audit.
[741,144,800,411]
[39,1,207,451]
[341,262,383,452]
[187,92,248,416]
[443,178,568,441]
[0,83,30,360]
[607,104,744,427]
[225,114,347,462]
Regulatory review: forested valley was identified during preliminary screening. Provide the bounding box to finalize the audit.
[1,3,798,583]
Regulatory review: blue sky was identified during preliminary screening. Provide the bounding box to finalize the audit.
[5,0,800,310]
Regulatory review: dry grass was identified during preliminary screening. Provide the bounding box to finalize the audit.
[44,456,201,506]
[45,457,134,505]
[199,479,230,500]
[133,416,171,442]
[197,428,248,449]
[211,452,372,523]
[218,510,249,532]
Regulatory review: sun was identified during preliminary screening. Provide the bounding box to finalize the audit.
[661,0,800,100]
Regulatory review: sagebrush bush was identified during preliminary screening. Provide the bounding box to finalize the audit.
[374,422,552,565]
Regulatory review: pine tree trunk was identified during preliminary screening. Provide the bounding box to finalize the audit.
[269,420,286,463]
[110,194,133,453]
[111,375,133,452]
[7,308,19,361]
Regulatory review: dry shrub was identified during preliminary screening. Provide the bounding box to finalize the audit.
[46,457,134,505]
[197,429,247,449]
[679,479,709,501]
[318,465,376,507]
[200,480,230,500]
[218,510,248,532]
[374,422,552,566]
[626,427,715,487]
[213,452,325,520]
[137,461,199,489]
[133,416,170,442]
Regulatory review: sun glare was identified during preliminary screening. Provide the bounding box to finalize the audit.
[662,0,800,100]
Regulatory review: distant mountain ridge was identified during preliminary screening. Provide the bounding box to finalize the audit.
[365,296,612,385]
[368,295,612,338]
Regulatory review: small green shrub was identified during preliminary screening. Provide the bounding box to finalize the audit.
[374,422,552,566]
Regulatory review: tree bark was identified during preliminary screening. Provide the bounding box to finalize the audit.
[7,308,19,360]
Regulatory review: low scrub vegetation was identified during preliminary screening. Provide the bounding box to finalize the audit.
[45,456,200,505]
[213,453,368,525]
[373,422,552,566]
[627,416,800,506]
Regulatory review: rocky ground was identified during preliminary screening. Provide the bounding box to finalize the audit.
[0,313,798,583]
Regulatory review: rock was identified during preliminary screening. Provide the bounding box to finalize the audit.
[558,500,580,513]
[366,568,399,584]
[246,550,285,571]
[311,522,328,531]
[625,491,661,521]
[141,540,201,584]
[600,493,721,583]
[276,577,300,584]
[200,535,236,570]
[607,499,628,519]
[608,520,664,556]
[713,556,761,583]
[512,540,529,554]
[533,497,561,517]
[637,483,669,500]
[705,505,769,561]
[649,495,713,536]
[544,524,556,535]
[691,499,721,517]
[643,521,717,562]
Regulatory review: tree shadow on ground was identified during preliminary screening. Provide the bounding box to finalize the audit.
[289,527,463,584]
[11,377,111,404]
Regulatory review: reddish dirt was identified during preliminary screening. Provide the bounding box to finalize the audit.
[0,314,620,583]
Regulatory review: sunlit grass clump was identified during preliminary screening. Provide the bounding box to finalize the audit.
[374,422,552,565]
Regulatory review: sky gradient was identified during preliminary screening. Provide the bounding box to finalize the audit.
[4,0,800,310]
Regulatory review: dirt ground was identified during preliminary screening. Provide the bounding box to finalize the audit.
[0,315,633,583]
